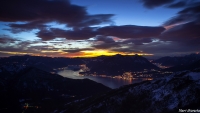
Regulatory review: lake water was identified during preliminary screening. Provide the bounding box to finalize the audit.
[58,69,152,89]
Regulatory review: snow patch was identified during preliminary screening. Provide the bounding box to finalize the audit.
[186,72,200,80]
[168,99,178,109]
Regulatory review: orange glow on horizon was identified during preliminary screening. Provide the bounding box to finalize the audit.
[0,50,154,58]
[72,50,153,57]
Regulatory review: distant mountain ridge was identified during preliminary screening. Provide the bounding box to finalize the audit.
[153,53,200,72]
[0,55,85,73]
[153,53,200,67]
[164,59,200,72]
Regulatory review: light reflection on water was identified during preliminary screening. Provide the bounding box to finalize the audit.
[58,70,152,89]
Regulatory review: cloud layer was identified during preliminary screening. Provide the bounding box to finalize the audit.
[0,0,114,32]
[0,0,199,57]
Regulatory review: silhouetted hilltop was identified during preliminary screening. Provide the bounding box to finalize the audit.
[86,54,159,75]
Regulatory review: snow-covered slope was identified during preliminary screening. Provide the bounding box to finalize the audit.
[62,68,200,113]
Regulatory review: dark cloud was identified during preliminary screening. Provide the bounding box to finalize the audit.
[122,38,153,45]
[67,14,114,28]
[140,0,200,53]
[0,46,29,52]
[76,40,86,42]
[167,0,198,9]
[178,3,200,14]
[36,29,56,41]
[0,37,43,55]
[7,21,48,33]
[0,44,42,54]
[48,41,65,46]
[137,40,200,57]
[29,45,59,51]
[161,22,200,46]
[36,25,164,41]
[17,40,41,47]
[89,35,121,50]
[140,0,199,9]
[0,39,62,57]
[0,0,114,32]
[98,25,165,39]
[94,35,115,43]
[162,1,200,49]
[140,0,174,8]
[163,14,195,26]
[110,48,142,53]
[92,42,121,49]
[37,27,97,41]
[0,35,20,43]
[164,2,200,26]
[0,45,62,57]
[62,48,94,53]
[167,1,187,8]
[0,0,78,22]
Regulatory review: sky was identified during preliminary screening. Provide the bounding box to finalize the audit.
[0,0,200,58]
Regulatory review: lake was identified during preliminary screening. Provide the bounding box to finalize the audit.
[58,69,152,89]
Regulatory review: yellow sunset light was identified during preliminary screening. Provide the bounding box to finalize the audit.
[82,50,117,57]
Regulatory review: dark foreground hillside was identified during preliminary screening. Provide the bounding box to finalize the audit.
[60,68,200,113]
[0,67,111,113]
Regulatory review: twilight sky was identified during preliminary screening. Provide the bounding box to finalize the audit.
[0,0,200,58]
